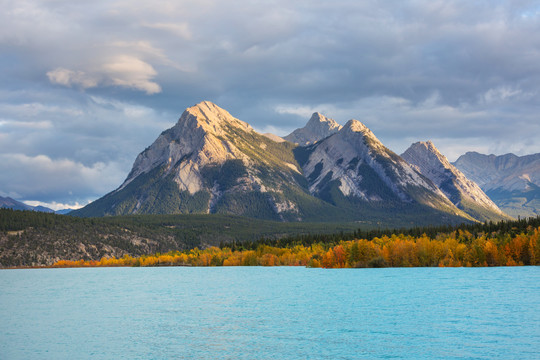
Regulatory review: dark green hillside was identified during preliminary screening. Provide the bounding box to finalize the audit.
[487,185,540,219]
[2,207,537,268]
[72,166,212,217]
[0,206,475,267]
[0,208,362,267]
[228,215,540,252]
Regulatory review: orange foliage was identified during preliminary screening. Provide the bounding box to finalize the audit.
[51,227,540,269]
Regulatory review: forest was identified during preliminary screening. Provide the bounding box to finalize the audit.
[52,216,540,268]
[0,208,359,267]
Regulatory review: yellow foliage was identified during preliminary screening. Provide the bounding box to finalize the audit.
[50,226,540,269]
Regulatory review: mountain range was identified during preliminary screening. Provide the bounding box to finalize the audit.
[0,196,55,213]
[72,101,510,225]
[0,196,75,214]
[454,152,540,218]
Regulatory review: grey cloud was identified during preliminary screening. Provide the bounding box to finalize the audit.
[1,0,539,204]
[0,153,125,204]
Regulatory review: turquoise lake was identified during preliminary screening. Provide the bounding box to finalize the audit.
[1,266,539,359]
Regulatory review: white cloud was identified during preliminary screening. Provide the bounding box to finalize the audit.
[0,153,126,203]
[47,68,99,89]
[274,104,340,119]
[252,124,288,137]
[0,102,84,118]
[47,56,161,95]
[22,200,86,211]
[483,86,524,103]
[107,41,167,58]
[2,0,540,205]
[0,119,52,129]
[102,55,162,94]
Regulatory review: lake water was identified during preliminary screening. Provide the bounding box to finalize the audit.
[1,267,539,359]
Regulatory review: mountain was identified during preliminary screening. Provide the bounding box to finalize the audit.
[0,196,54,213]
[0,196,33,211]
[73,101,326,221]
[296,121,473,222]
[33,206,55,213]
[454,152,540,218]
[284,112,342,145]
[401,142,510,222]
[73,101,477,225]
[55,209,73,215]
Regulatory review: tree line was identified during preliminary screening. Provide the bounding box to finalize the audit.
[53,219,540,268]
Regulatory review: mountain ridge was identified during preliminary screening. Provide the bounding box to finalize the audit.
[402,142,510,222]
[454,151,540,218]
[72,101,502,225]
[0,196,55,213]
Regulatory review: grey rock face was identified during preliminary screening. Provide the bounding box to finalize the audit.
[75,101,312,219]
[75,101,503,224]
[284,112,342,145]
[402,142,509,222]
[121,100,253,194]
[454,152,540,192]
[300,120,468,218]
[454,152,540,218]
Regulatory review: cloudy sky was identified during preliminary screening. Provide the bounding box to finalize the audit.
[1,0,539,209]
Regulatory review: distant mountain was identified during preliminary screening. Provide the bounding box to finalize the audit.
[401,142,510,222]
[284,112,342,145]
[55,209,73,215]
[454,152,540,218]
[0,196,54,213]
[0,196,33,211]
[33,206,55,213]
[73,101,486,225]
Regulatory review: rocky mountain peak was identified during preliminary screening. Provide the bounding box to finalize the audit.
[284,112,342,145]
[402,141,509,221]
[404,141,449,167]
[75,101,506,224]
[119,101,256,191]
[343,119,371,134]
[415,140,437,152]
[181,101,253,136]
[306,112,340,129]
[340,119,387,154]
[454,151,540,189]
